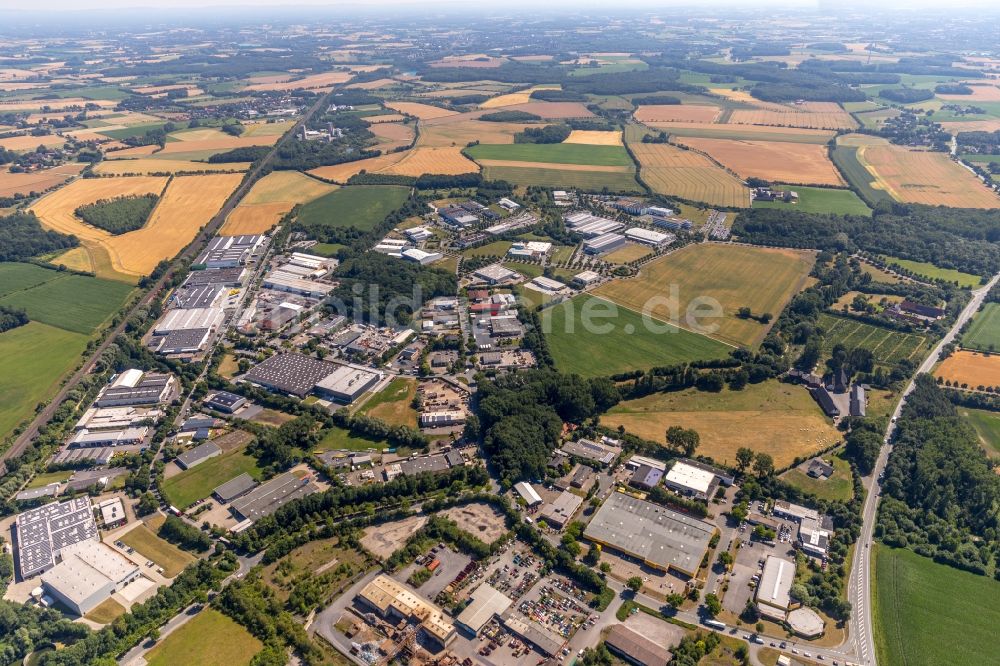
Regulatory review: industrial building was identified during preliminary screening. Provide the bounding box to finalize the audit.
[213,473,259,504]
[625,227,674,247]
[152,307,225,336]
[663,460,720,501]
[15,497,99,579]
[197,234,266,268]
[604,624,672,666]
[398,451,464,476]
[773,500,819,523]
[560,438,619,465]
[500,612,564,657]
[583,232,626,255]
[357,574,456,646]
[97,498,126,529]
[572,270,601,288]
[798,516,833,557]
[262,272,334,298]
[181,266,246,288]
[630,464,664,490]
[404,226,434,243]
[456,583,513,634]
[171,283,227,309]
[401,247,443,265]
[243,353,339,398]
[95,371,175,408]
[507,241,552,259]
[148,328,213,356]
[419,410,466,428]
[68,427,148,449]
[583,491,716,577]
[15,484,60,503]
[74,406,162,432]
[472,264,521,285]
[41,541,141,615]
[526,276,568,295]
[52,447,115,466]
[230,471,319,524]
[513,481,543,507]
[563,212,624,238]
[755,555,796,621]
[538,490,583,529]
[314,364,383,404]
[175,441,222,470]
[203,390,247,414]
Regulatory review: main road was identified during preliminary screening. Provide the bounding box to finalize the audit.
[845,271,999,666]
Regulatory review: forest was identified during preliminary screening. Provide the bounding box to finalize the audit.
[480,110,541,122]
[0,211,78,262]
[0,305,28,334]
[75,193,159,235]
[879,88,935,104]
[208,145,270,163]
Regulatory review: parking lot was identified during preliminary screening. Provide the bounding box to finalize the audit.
[396,544,472,600]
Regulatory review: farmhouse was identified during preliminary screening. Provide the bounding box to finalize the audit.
[175,441,222,470]
[755,555,796,622]
[584,491,716,577]
[357,575,456,647]
[897,300,945,322]
[850,384,866,417]
[41,541,141,615]
[663,460,719,501]
[15,497,99,578]
[539,490,584,529]
[314,364,383,404]
[625,227,674,247]
[806,458,834,479]
[810,385,840,418]
[456,583,513,635]
[583,232,627,255]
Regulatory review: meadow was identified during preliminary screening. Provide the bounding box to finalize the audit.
[541,295,730,377]
[466,142,633,167]
[359,377,418,428]
[604,380,841,468]
[751,184,872,216]
[0,270,133,335]
[297,185,410,231]
[161,447,263,509]
[594,244,815,347]
[481,165,641,191]
[118,523,196,578]
[830,143,891,206]
[315,425,386,452]
[961,302,1000,351]
[780,451,854,501]
[817,314,927,367]
[880,256,982,288]
[145,609,262,666]
[958,407,1000,458]
[873,546,1000,666]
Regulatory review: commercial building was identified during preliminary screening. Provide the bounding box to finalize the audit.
[663,461,719,501]
[572,270,601,288]
[204,390,247,414]
[16,484,60,502]
[148,328,212,356]
[262,272,334,298]
[564,212,623,237]
[230,471,320,523]
[213,473,259,504]
[652,216,693,231]
[420,410,466,427]
[539,490,583,529]
[68,427,148,449]
[526,276,568,295]
[472,264,521,285]
[604,624,672,666]
[401,247,443,265]
[500,612,564,657]
[583,491,716,577]
[52,447,116,466]
[625,227,673,247]
[357,574,456,647]
[171,283,227,309]
[15,498,98,579]
[398,450,464,476]
[152,307,225,336]
[798,516,833,557]
[175,441,222,470]
[41,541,141,615]
[455,583,513,635]
[755,555,796,622]
[630,464,664,490]
[507,241,552,259]
[513,481,543,507]
[626,455,668,472]
[560,438,619,465]
[95,371,174,408]
[583,232,626,255]
[181,266,246,288]
[773,500,820,523]
[74,406,161,432]
[243,353,339,398]
[314,364,383,404]
[404,226,434,242]
[197,234,265,268]
[97,498,126,529]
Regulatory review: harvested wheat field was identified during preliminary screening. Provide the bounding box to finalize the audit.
[158,134,279,154]
[0,134,68,151]
[0,162,85,198]
[244,71,352,91]
[501,101,595,119]
[346,78,396,90]
[677,137,845,186]
[859,144,1000,208]
[709,88,793,112]
[419,120,530,147]
[642,121,836,144]
[938,83,1000,102]
[363,113,408,124]
[384,101,457,120]
[381,147,479,176]
[634,105,721,123]
[837,134,890,147]
[93,159,250,175]
[563,130,623,145]
[729,103,857,130]
[369,122,415,150]
[629,141,750,208]
[105,144,161,159]
[474,159,631,173]
[0,98,116,112]
[132,83,200,95]
[241,120,296,137]
[935,351,1000,389]
[308,153,406,183]
[940,120,1000,134]
[479,85,559,108]
[220,171,336,235]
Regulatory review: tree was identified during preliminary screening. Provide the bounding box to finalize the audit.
[735,447,755,473]
[666,593,685,609]
[717,551,734,567]
[626,576,643,593]
[704,593,722,618]
[752,452,774,478]
[666,426,700,457]
[738,306,752,319]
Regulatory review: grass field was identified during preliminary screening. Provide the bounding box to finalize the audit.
[0,270,133,335]
[145,609,262,666]
[603,243,653,264]
[880,256,982,288]
[676,137,845,186]
[297,185,410,231]
[119,523,195,578]
[594,244,815,347]
[359,377,418,427]
[780,450,854,501]
[604,380,840,468]
[752,185,872,216]
[958,407,1000,458]
[25,469,73,489]
[541,295,730,377]
[830,144,890,206]
[84,597,126,624]
[466,143,633,167]
[461,240,512,258]
[817,313,927,367]
[0,322,89,439]
[628,140,750,208]
[961,303,1000,351]
[481,165,641,192]
[873,546,1000,666]
[935,350,1000,389]
[161,448,263,509]
[308,242,348,257]
[316,425,386,452]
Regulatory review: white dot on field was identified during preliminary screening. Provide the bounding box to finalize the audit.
[624,324,635,334]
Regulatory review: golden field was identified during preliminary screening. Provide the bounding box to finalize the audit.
[384,101,458,119]
[676,137,846,186]
[93,159,250,175]
[935,351,1000,389]
[380,147,479,176]
[220,171,336,235]
[563,130,623,145]
[0,162,85,198]
[634,104,721,123]
[859,144,1000,208]
[629,141,750,208]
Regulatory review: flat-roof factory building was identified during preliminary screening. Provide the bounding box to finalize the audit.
[95,371,175,408]
[175,441,222,470]
[213,473,260,504]
[472,264,521,285]
[755,555,796,621]
[14,498,99,579]
[583,491,716,577]
[605,624,672,666]
[513,481,543,507]
[357,574,456,647]
[314,364,383,404]
[560,438,619,465]
[197,234,266,268]
[243,353,339,398]
[229,471,319,524]
[625,227,674,247]
[456,583,513,635]
[663,460,720,501]
[539,490,584,529]
[261,272,334,298]
[41,540,141,615]
[583,232,627,255]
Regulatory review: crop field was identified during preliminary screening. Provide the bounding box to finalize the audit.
[628,141,750,208]
[481,165,641,191]
[817,313,927,367]
[369,121,415,150]
[935,350,1000,389]
[244,70,352,91]
[0,133,68,151]
[594,244,815,347]
[959,407,1000,458]
[162,448,263,508]
[156,133,280,155]
[858,144,1000,208]
[830,146,890,206]
[93,159,249,175]
[645,122,836,144]
[241,120,296,137]
[0,321,88,440]
[676,137,846,186]
[541,295,730,377]
[479,86,559,108]
[634,104,721,123]
[359,377,418,427]
[880,256,982,287]
[381,146,479,176]
[961,303,1000,351]
[604,380,841,468]
[466,142,633,166]
[938,82,1000,102]
[220,171,335,235]
[498,101,594,118]
[709,88,801,111]
[752,184,872,216]
[384,101,457,119]
[0,162,85,198]
[873,546,1000,666]
[563,130,623,145]
[307,152,406,183]
[297,185,409,231]
[728,103,858,130]
[419,119,531,147]
[146,609,262,666]
[0,271,133,335]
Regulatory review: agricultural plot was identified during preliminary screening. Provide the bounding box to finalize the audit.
[161,448,263,509]
[961,303,1000,352]
[935,350,1000,389]
[369,121,415,150]
[831,144,890,206]
[858,144,1000,208]
[752,184,872,216]
[244,70,352,91]
[628,141,750,208]
[677,137,844,186]
[93,159,249,176]
[481,165,641,191]
[880,256,982,288]
[359,377,418,428]
[0,271,133,335]
[959,408,1000,458]
[307,152,406,183]
[479,86,559,108]
[384,101,457,119]
[380,146,479,176]
[297,185,410,231]
[563,130,623,145]
[541,295,730,377]
[0,162,85,198]
[594,244,815,347]
[220,171,336,235]
[874,546,1000,666]
[728,103,858,130]
[604,380,841,468]
[817,314,927,367]
[497,101,595,119]
[466,142,633,166]
[145,609,263,666]
[634,105,721,123]
[0,133,68,151]
[644,122,835,144]
[418,119,531,147]
[156,133,280,155]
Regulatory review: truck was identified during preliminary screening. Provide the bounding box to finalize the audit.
[704,619,726,631]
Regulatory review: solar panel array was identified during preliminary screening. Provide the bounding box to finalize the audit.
[15,498,98,578]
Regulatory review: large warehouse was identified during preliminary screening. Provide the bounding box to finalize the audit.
[15,498,99,578]
[230,471,319,524]
[243,353,339,398]
[94,371,175,408]
[456,583,512,635]
[755,555,796,621]
[357,575,456,647]
[583,491,716,577]
[41,540,141,615]
[314,364,383,404]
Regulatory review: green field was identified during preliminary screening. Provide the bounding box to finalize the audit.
[0,263,65,297]
[880,256,982,288]
[161,447,263,509]
[817,313,927,367]
[467,142,633,166]
[297,185,410,231]
[481,165,641,192]
[25,469,73,489]
[461,240,512,258]
[98,122,176,140]
[830,145,890,206]
[960,153,1000,165]
[0,322,89,439]
[359,377,418,428]
[780,450,854,501]
[874,545,1000,666]
[119,524,196,578]
[146,609,262,666]
[752,185,872,216]
[308,242,348,257]
[541,295,730,377]
[569,61,649,77]
[316,425,386,452]
[503,261,544,279]
[958,407,1000,458]
[0,270,133,335]
[962,302,1000,351]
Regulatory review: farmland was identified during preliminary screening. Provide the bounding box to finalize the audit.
[145,609,263,666]
[628,141,750,208]
[93,159,249,176]
[604,380,841,468]
[297,185,410,231]
[161,448,263,509]
[359,377,418,428]
[728,102,857,130]
[817,314,927,367]
[676,137,844,186]
[418,119,531,147]
[639,122,836,144]
[380,146,479,176]
[466,143,633,167]
[563,130,622,145]
[0,162,85,198]
[873,546,1000,666]
[0,270,133,335]
[307,152,406,183]
[935,350,1000,389]
[594,244,815,347]
[959,407,1000,458]
[880,256,982,288]
[858,144,1000,208]
[751,184,872,216]
[220,171,336,235]
[541,295,730,377]
[961,303,1000,351]
[384,101,457,119]
[634,104,721,123]
[481,165,641,191]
